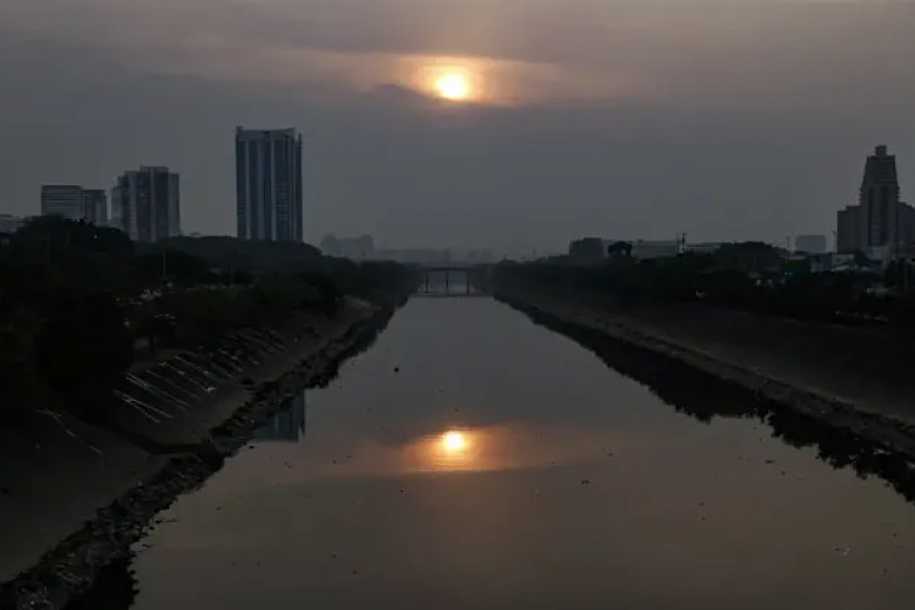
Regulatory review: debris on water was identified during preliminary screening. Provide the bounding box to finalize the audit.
[248,445,255,450]
[833,545,852,557]
[698,502,705,507]
[765,459,775,464]
[580,479,591,486]
[215,506,222,511]
[284,461,293,469]
[331,553,338,559]
[1,487,10,495]
[332,459,337,464]
[352,569,359,576]
[606,451,614,457]
[780,470,787,476]
[393,367,400,373]
[399,488,406,494]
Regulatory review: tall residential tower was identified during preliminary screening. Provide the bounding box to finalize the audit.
[235,126,303,242]
[111,166,181,243]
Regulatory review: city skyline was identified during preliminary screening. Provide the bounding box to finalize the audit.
[2,1,915,253]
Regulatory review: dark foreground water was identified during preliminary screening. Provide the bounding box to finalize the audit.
[116,298,915,609]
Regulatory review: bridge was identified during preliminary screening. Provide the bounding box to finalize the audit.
[415,264,490,297]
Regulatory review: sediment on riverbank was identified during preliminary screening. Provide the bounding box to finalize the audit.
[495,287,915,461]
[0,297,403,610]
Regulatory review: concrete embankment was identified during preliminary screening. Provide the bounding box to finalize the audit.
[0,297,402,610]
[495,288,915,461]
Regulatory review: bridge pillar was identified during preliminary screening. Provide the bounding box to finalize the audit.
[445,270,450,293]
[466,271,471,295]
[424,271,430,294]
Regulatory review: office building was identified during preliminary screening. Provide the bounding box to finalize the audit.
[837,145,915,259]
[41,185,85,220]
[111,166,181,243]
[235,126,303,242]
[41,185,109,224]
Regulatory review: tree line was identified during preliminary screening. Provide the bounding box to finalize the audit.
[0,217,416,420]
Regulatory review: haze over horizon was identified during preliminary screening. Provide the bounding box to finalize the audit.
[3,0,915,254]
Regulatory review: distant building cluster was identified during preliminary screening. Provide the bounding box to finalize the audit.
[836,145,915,261]
[319,233,494,264]
[568,237,688,262]
[37,166,182,243]
[321,234,375,260]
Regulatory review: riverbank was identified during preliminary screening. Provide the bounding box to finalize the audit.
[495,287,915,460]
[0,297,402,610]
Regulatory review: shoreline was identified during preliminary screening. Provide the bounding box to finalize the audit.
[0,299,401,610]
[495,289,915,462]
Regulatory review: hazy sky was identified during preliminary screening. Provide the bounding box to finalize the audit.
[2,1,915,254]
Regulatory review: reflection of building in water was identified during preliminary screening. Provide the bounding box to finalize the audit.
[255,393,306,442]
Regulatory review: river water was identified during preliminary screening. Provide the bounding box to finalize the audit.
[118,298,914,609]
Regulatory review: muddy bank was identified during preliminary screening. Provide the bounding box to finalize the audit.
[496,289,915,466]
[0,302,399,610]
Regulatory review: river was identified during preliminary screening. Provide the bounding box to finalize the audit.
[93,297,915,609]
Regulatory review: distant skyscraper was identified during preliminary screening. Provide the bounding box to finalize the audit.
[111,166,181,242]
[837,145,915,257]
[235,126,303,241]
[41,185,84,220]
[81,189,108,226]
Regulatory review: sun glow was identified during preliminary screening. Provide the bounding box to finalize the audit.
[442,430,468,453]
[434,72,472,101]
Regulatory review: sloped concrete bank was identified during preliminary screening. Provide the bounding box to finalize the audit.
[496,290,915,464]
[0,302,400,610]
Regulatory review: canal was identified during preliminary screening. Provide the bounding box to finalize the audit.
[107,298,915,609]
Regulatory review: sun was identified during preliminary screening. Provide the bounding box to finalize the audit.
[435,72,471,101]
[442,430,468,452]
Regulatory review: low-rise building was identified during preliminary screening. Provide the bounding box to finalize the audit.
[41,185,84,220]
[568,237,606,261]
[795,234,827,254]
[0,214,25,234]
[629,239,681,260]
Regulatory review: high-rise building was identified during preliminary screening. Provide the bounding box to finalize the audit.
[41,185,85,220]
[235,126,303,242]
[837,145,915,258]
[111,166,181,243]
[81,189,108,226]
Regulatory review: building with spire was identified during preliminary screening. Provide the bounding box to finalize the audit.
[837,145,915,259]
